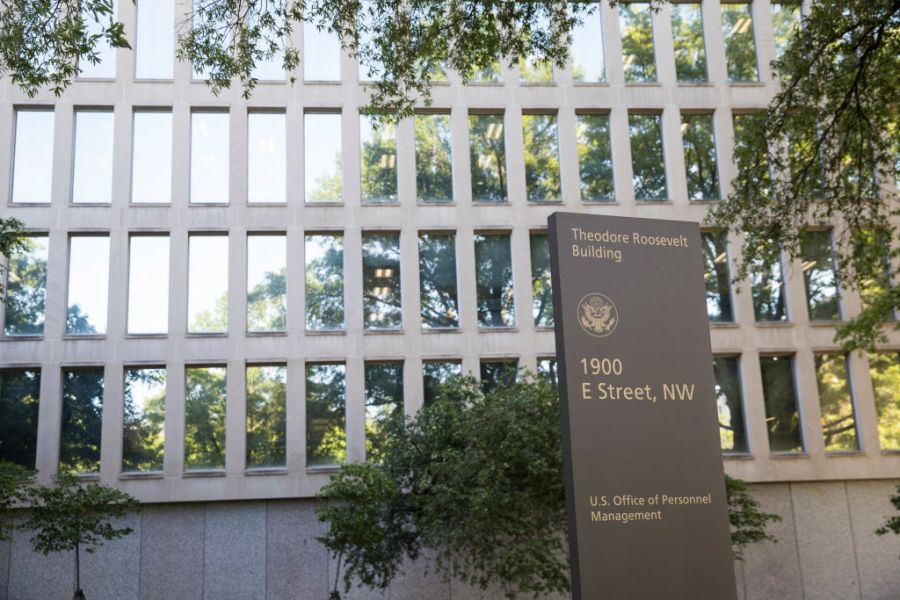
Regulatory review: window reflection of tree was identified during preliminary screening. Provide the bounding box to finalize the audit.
[800,230,840,321]
[530,234,553,327]
[475,234,515,327]
[416,114,453,203]
[523,114,561,202]
[629,114,667,201]
[815,354,858,451]
[480,361,518,393]
[713,356,747,453]
[701,231,733,322]
[672,4,707,82]
[422,361,461,406]
[722,4,758,82]
[869,352,900,450]
[305,234,345,330]
[246,365,287,468]
[360,116,398,203]
[60,369,105,473]
[122,368,166,472]
[0,369,41,469]
[184,367,227,470]
[682,114,720,200]
[3,236,48,336]
[750,254,788,322]
[620,3,656,82]
[469,114,507,202]
[760,356,803,452]
[306,363,346,467]
[364,362,403,463]
[576,114,614,202]
[363,233,402,329]
[419,234,459,328]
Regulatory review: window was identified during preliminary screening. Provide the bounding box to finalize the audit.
[135,0,174,79]
[731,112,767,181]
[701,231,733,322]
[423,360,462,405]
[365,362,403,462]
[576,113,615,202]
[246,365,287,468]
[72,110,114,204]
[247,234,287,333]
[305,234,344,331]
[60,368,104,473]
[801,230,840,321]
[419,233,459,328]
[721,3,758,82]
[530,233,553,327]
[629,113,667,201]
[128,235,170,335]
[248,112,286,204]
[250,9,284,81]
[306,363,346,467]
[760,355,803,452]
[0,369,41,469]
[537,359,558,385]
[415,113,453,203]
[869,352,900,450]
[619,3,656,82]
[750,254,788,322]
[570,4,605,82]
[475,233,515,328]
[12,109,54,204]
[303,21,341,81]
[190,112,229,204]
[360,115,398,203]
[3,235,48,336]
[671,3,707,82]
[131,111,173,204]
[305,113,342,203]
[66,235,110,335]
[184,366,227,470]
[362,232,402,330]
[771,2,800,61]
[188,235,229,334]
[480,359,518,393]
[467,59,502,83]
[469,113,507,203]
[519,13,554,83]
[122,367,165,472]
[815,353,858,452]
[522,113,561,202]
[78,0,117,78]
[681,113,720,200]
[714,356,747,453]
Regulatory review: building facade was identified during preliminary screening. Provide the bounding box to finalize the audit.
[0,1,898,599]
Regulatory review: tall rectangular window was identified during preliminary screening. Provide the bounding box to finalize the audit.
[815,353,858,452]
[60,368,104,473]
[78,0,117,78]
[869,352,900,450]
[305,112,342,203]
[415,113,453,203]
[3,236,48,336]
[519,14,554,83]
[122,367,165,472]
[0,369,41,469]
[72,110,114,204]
[771,2,800,61]
[672,3,707,82]
[701,231,733,322]
[570,4,605,82]
[714,356,747,453]
[475,233,515,328]
[760,355,803,452]
[66,235,110,335]
[629,113,667,201]
[522,113,561,202]
[11,110,54,204]
[188,235,229,334]
[247,234,287,333]
[135,0,174,79]
[619,3,656,82]
[721,3,759,82]
[576,113,615,202]
[365,362,403,462]
[362,232,401,330]
[419,233,459,329]
[303,22,341,81]
[538,359,558,385]
[190,112,229,204]
[469,113,507,203]
[305,234,344,330]
[131,111,173,204]
[360,115,398,203]
[530,233,553,327]
[423,360,462,405]
[248,112,286,204]
[801,230,841,321]
[128,235,170,335]
[306,363,346,467]
[681,113,720,200]
[480,359,518,393]
[184,366,227,470]
[246,365,287,468]
[751,254,788,322]
[732,112,768,179]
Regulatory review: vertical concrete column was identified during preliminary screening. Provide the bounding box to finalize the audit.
[662,107,687,204]
[512,226,535,335]
[342,108,360,207]
[505,106,526,206]
[455,224,476,336]
[847,352,881,454]
[0,102,12,202]
[702,0,728,85]
[171,104,191,208]
[112,102,132,207]
[225,357,246,474]
[609,106,634,205]
[795,347,825,456]
[344,227,363,336]
[396,114,416,206]
[51,103,73,207]
[451,106,471,204]
[345,353,366,464]
[231,106,248,206]
[35,359,62,483]
[100,361,124,482]
[286,105,304,208]
[557,106,580,206]
[164,360,186,477]
[285,358,307,471]
[751,0,776,87]
[653,4,677,88]
[740,349,772,457]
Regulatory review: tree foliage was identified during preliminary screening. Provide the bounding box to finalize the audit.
[875,484,900,540]
[0,461,32,542]
[0,218,26,300]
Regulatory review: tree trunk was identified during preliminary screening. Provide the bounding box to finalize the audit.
[73,542,84,600]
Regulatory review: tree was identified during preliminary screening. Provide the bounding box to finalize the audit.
[0,217,26,300]
[0,461,31,542]
[876,484,900,546]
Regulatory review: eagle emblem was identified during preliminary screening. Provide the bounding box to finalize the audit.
[577,293,618,338]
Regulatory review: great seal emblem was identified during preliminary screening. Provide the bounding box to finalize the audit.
[577,293,618,338]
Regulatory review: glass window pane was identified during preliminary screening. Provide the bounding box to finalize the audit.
[128,235,170,334]
[78,0,117,78]
[801,230,841,321]
[681,113,720,200]
[523,114,561,202]
[423,360,462,405]
[419,233,459,328]
[67,236,110,335]
[362,232,401,330]
[469,114,507,203]
[415,114,453,203]
[246,365,287,468]
[305,113,342,203]
[571,4,605,82]
[702,231,733,322]
[12,110,54,204]
[760,355,803,452]
[771,2,800,61]
[0,369,41,469]
[519,13,554,83]
[60,368,104,473]
[629,113,667,201]
[365,362,403,462]
[467,59,502,83]
[714,356,747,453]
[190,112,229,204]
[248,112,286,204]
[360,115,398,204]
[306,363,346,467]
[122,367,165,472]
[721,3,758,82]
[305,234,344,330]
[732,112,767,179]
[250,9,284,81]
[135,0,174,79]
[619,3,656,82]
[750,255,788,322]
[869,352,900,450]
[303,21,341,81]
[132,111,173,204]
[530,233,553,327]
[475,233,515,327]
[184,366,227,470]
[188,235,229,334]
[576,113,615,202]
[815,353,858,452]
[3,236,48,336]
[480,359,518,393]
[72,111,114,204]
[247,235,287,333]
[537,359,558,385]
[671,3,707,82]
